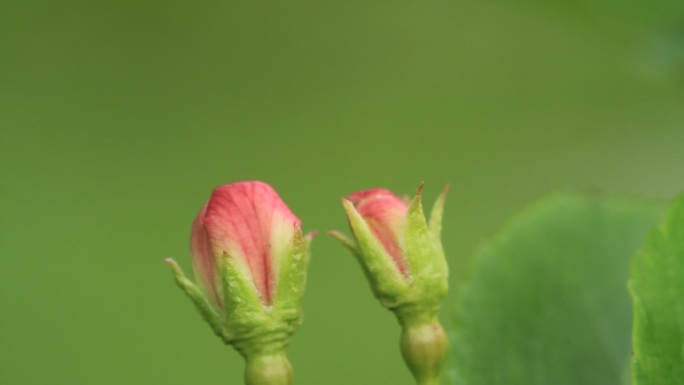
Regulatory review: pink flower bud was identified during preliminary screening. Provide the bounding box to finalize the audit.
[333,183,450,385]
[332,183,448,308]
[190,181,301,306]
[346,188,410,276]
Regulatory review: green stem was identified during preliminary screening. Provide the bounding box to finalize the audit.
[399,316,448,385]
[244,351,293,385]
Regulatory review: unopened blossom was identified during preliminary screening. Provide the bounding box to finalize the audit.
[190,181,303,308]
[166,181,313,385]
[330,183,449,385]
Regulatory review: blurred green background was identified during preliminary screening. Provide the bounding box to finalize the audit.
[1,1,683,384]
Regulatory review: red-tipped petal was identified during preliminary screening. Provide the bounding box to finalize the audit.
[190,204,221,305]
[347,188,397,205]
[202,181,300,304]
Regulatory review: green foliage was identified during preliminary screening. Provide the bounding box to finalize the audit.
[451,194,665,385]
[631,194,684,385]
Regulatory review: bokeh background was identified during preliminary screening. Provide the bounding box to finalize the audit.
[1,1,683,384]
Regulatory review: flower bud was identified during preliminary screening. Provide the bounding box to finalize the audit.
[331,183,449,311]
[330,183,449,384]
[166,181,313,384]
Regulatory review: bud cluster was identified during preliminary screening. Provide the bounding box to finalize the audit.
[166,181,449,385]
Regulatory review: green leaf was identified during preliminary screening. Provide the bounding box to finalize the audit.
[631,194,684,385]
[451,194,665,385]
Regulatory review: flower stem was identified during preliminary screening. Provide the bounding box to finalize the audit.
[399,317,448,385]
[244,351,293,385]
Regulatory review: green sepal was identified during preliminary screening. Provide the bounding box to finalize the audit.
[218,255,271,339]
[165,258,229,343]
[342,198,410,307]
[328,230,361,259]
[329,228,395,302]
[220,234,312,357]
[272,229,313,325]
[405,184,449,305]
[428,184,448,261]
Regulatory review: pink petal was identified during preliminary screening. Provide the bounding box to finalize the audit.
[347,188,410,275]
[203,181,300,304]
[347,188,397,205]
[190,204,220,305]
